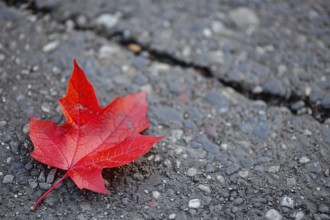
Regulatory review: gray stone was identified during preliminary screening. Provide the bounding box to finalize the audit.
[287,177,296,187]
[10,141,19,152]
[151,191,161,200]
[131,56,150,69]
[268,166,280,173]
[99,44,120,59]
[262,78,286,97]
[186,168,197,177]
[169,129,183,143]
[299,156,310,164]
[95,13,121,29]
[206,92,229,107]
[15,173,27,185]
[22,123,30,134]
[290,101,305,111]
[38,171,46,182]
[196,134,219,154]
[28,179,38,189]
[238,170,249,178]
[188,199,201,209]
[229,7,260,29]
[187,107,202,121]
[234,198,244,205]
[41,102,51,113]
[154,107,183,124]
[35,0,58,10]
[265,209,282,220]
[2,134,11,143]
[216,175,225,184]
[39,182,52,190]
[198,185,211,194]
[0,120,7,127]
[205,164,215,173]
[253,122,272,139]
[306,162,322,174]
[133,75,148,85]
[169,213,176,219]
[2,175,14,184]
[319,204,329,213]
[132,172,144,181]
[225,164,240,175]
[42,40,60,52]
[46,169,57,184]
[294,211,305,220]
[281,196,294,208]
[0,53,5,61]
[253,165,264,173]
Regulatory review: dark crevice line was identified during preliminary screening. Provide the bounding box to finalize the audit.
[116,36,328,123]
[117,36,213,78]
[5,0,329,123]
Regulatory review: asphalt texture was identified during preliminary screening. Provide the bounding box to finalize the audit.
[0,1,329,219]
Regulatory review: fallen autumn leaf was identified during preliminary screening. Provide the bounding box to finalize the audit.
[29,60,163,210]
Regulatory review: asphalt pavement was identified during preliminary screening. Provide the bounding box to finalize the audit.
[0,1,329,219]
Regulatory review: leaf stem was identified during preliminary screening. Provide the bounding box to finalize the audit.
[31,172,69,211]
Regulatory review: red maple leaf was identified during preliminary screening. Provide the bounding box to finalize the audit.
[29,60,162,210]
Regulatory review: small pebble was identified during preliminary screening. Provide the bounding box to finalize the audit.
[299,156,310,164]
[234,198,244,205]
[2,134,11,143]
[122,198,129,205]
[268,166,280,173]
[39,182,52,190]
[306,162,322,174]
[46,169,57,183]
[41,103,51,113]
[319,204,329,213]
[186,168,198,177]
[38,171,46,182]
[22,123,30,134]
[294,211,305,220]
[205,164,215,173]
[168,213,176,219]
[198,184,211,194]
[28,179,38,189]
[0,120,7,127]
[225,164,240,175]
[265,209,282,220]
[0,53,5,61]
[169,129,183,143]
[42,40,59,52]
[132,172,144,181]
[238,170,249,178]
[232,206,239,213]
[188,199,201,209]
[95,13,121,29]
[216,175,225,184]
[287,177,296,187]
[151,191,161,200]
[253,165,264,173]
[2,175,14,184]
[281,196,294,208]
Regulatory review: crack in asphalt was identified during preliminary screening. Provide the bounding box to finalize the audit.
[4,0,329,123]
[117,36,328,123]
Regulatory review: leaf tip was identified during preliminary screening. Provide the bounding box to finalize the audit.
[73,59,83,74]
[73,58,78,67]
